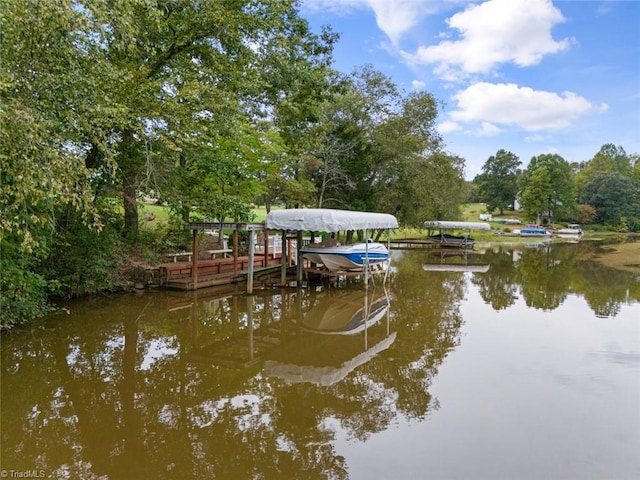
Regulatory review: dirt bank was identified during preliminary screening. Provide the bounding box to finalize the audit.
[592,241,640,274]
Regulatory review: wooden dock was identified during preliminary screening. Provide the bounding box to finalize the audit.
[159,254,289,290]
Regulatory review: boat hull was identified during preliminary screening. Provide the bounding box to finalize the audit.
[556,225,583,239]
[300,242,389,271]
[517,227,551,238]
[428,233,475,248]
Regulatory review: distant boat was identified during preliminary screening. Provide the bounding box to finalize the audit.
[428,232,475,248]
[556,224,584,238]
[517,226,551,237]
[423,221,490,249]
[300,242,389,272]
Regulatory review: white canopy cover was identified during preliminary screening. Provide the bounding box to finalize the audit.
[266,208,398,232]
[424,220,491,231]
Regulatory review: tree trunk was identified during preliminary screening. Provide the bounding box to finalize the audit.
[121,130,140,240]
[123,182,138,239]
[179,153,190,223]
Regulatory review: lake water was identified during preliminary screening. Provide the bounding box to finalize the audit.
[2,242,639,480]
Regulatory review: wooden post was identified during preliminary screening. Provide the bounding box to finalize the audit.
[233,230,239,276]
[247,229,255,294]
[247,295,254,361]
[364,228,369,287]
[191,229,198,289]
[296,230,303,283]
[384,229,391,284]
[280,230,287,284]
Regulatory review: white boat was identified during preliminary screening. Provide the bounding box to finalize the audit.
[516,226,552,237]
[300,242,389,272]
[556,224,584,238]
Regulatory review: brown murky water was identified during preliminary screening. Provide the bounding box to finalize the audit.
[2,242,639,479]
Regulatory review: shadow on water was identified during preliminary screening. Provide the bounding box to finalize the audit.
[1,241,639,479]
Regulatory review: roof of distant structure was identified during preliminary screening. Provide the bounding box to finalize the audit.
[423,220,491,231]
[266,208,398,232]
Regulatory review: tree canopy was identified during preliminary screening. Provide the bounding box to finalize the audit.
[518,153,576,224]
[474,149,521,215]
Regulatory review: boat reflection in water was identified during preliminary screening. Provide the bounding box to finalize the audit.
[264,288,395,386]
[422,249,490,273]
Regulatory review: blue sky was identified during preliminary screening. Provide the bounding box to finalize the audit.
[300,0,640,180]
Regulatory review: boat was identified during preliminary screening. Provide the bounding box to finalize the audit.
[517,226,551,237]
[265,208,398,277]
[300,241,389,272]
[423,220,491,249]
[556,224,584,238]
[428,232,475,248]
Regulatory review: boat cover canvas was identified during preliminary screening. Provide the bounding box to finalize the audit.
[266,208,398,232]
[424,220,491,231]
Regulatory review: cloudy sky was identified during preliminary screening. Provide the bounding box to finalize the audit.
[300,0,640,179]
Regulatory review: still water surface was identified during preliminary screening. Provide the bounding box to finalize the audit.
[2,242,639,479]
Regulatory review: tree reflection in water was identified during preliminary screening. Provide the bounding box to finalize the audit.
[1,242,638,478]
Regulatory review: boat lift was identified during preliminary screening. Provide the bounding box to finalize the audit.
[266,208,399,286]
[423,220,491,248]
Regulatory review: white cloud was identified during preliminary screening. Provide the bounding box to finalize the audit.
[476,122,501,136]
[302,0,458,45]
[404,0,572,79]
[412,80,426,91]
[437,120,461,134]
[449,82,603,131]
[524,133,549,143]
[366,0,420,45]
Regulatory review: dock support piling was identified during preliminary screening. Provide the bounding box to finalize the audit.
[191,229,199,289]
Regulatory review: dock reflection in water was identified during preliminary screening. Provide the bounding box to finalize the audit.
[1,242,639,479]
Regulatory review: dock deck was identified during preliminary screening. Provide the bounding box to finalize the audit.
[159,255,288,290]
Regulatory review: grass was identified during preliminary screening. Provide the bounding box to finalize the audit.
[137,202,631,245]
[139,202,171,231]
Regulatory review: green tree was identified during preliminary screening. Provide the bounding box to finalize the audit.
[261,24,339,209]
[309,66,451,224]
[78,0,337,237]
[1,0,114,326]
[474,149,521,215]
[520,166,552,224]
[575,144,633,197]
[1,0,106,249]
[519,154,575,224]
[579,172,639,229]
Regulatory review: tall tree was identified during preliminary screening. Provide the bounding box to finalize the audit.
[309,66,451,224]
[519,154,575,223]
[1,0,106,249]
[474,149,521,215]
[260,23,339,209]
[579,172,639,229]
[575,144,633,196]
[78,0,336,237]
[519,166,552,224]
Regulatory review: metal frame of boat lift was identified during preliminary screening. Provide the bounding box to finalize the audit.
[423,220,491,248]
[265,208,399,286]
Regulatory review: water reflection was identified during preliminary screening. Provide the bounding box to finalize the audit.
[1,242,639,479]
